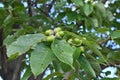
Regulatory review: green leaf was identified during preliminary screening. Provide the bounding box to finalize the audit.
[83,40,107,62]
[21,67,32,80]
[71,0,84,6]
[113,39,120,45]
[0,8,6,26]
[4,29,26,46]
[106,10,114,21]
[30,43,55,77]
[94,2,106,18]
[90,62,101,75]
[65,31,107,63]
[111,30,120,39]
[94,9,103,27]
[52,60,61,72]
[7,53,19,61]
[56,12,65,21]
[7,34,45,57]
[43,72,63,80]
[101,78,119,80]
[107,51,120,62]
[96,28,109,33]
[90,17,99,27]
[60,62,71,72]
[83,3,93,16]
[51,40,74,68]
[2,14,13,27]
[4,35,16,46]
[66,11,78,21]
[78,55,96,77]
[73,47,81,62]
[55,1,66,9]
[85,18,92,30]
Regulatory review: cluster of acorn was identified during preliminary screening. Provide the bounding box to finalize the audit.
[45,27,64,42]
[68,38,85,52]
[45,27,82,45]
[44,27,85,52]
[68,38,82,46]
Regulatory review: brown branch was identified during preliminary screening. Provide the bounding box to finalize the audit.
[11,54,25,80]
[0,28,8,80]
[46,0,56,13]
[27,0,33,16]
[0,28,25,80]
[34,0,55,22]
[98,37,111,45]
[28,73,45,80]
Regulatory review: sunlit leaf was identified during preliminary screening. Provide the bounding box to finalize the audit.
[7,34,45,57]
[30,43,55,76]
[94,2,106,18]
[83,3,93,16]
[51,40,74,68]
[96,28,109,33]
[111,30,120,39]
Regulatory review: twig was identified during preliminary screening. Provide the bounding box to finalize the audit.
[34,0,56,22]
[98,37,111,45]
[46,0,56,13]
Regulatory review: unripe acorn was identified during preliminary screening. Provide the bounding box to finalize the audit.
[74,38,81,44]
[80,46,85,52]
[45,29,54,36]
[58,31,64,37]
[68,38,73,44]
[54,27,62,33]
[55,32,61,38]
[83,37,87,40]
[46,35,55,42]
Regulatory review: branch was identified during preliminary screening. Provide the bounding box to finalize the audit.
[27,0,33,16]
[28,73,45,80]
[46,0,56,13]
[11,54,25,80]
[0,28,8,79]
[34,0,55,22]
[98,37,111,45]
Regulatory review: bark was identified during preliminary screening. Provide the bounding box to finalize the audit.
[0,0,56,80]
[27,0,33,17]
[28,72,45,80]
[0,28,25,80]
[0,28,8,80]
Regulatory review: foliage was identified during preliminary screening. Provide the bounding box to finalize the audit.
[0,0,120,80]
